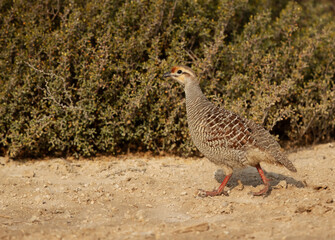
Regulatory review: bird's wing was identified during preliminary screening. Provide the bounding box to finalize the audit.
[203,107,256,150]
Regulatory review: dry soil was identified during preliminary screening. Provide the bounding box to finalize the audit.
[0,142,335,239]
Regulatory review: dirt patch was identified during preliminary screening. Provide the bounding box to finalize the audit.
[1,142,335,239]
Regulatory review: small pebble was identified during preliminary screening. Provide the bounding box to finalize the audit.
[236,180,244,191]
[29,215,39,223]
[274,180,287,189]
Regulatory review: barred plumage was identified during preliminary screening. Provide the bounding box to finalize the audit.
[163,66,296,197]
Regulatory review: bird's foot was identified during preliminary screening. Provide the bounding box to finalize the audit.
[197,189,229,198]
[249,182,270,196]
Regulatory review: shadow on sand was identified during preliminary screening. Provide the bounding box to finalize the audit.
[214,167,305,191]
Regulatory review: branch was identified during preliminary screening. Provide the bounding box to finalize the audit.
[25,61,82,112]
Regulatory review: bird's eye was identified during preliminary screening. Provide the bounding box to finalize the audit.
[177,70,182,74]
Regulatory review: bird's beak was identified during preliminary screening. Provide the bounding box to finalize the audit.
[163,72,171,78]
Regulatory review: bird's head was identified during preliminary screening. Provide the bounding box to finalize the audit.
[163,66,198,85]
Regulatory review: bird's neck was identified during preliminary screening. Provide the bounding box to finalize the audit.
[184,81,213,137]
[184,82,211,125]
[184,82,207,103]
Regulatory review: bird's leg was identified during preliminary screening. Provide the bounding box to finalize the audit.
[198,173,232,197]
[252,163,271,196]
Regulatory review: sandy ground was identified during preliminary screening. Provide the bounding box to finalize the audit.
[0,142,335,240]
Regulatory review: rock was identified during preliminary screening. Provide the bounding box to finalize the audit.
[23,170,36,178]
[274,180,287,189]
[221,204,234,214]
[135,210,146,221]
[295,206,313,214]
[29,215,39,223]
[313,184,328,191]
[175,223,210,233]
[34,195,42,203]
[235,180,244,191]
[0,157,9,166]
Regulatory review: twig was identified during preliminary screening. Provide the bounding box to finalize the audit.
[25,61,82,111]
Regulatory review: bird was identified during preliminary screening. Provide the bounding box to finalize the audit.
[163,65,297,197]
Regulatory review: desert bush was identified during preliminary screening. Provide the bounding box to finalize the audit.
[0,0,334,158]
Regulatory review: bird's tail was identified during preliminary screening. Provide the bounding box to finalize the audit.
[276,151,297,172]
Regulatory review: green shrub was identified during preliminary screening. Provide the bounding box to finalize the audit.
[0,0,334,158]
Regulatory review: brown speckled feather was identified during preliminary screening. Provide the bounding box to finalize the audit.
[204,107,255,150]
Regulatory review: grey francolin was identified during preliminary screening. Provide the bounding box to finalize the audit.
[163,66,296,197]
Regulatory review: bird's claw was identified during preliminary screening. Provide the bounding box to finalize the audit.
[197,189,208,198]
[248,183,270,197]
